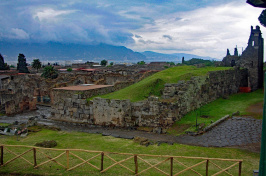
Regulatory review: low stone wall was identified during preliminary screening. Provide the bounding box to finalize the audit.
[51,68,248,131]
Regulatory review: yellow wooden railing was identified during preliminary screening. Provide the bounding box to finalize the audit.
[0,145,243,176]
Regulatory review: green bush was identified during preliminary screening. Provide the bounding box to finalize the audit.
[137,61,145,65]
[35,140,57,148]
[41,66,58,79]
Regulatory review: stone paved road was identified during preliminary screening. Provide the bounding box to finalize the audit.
[177,117,262,147]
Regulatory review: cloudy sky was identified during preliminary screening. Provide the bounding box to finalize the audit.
[0,0,265,59]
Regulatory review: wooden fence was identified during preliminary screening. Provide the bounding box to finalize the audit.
[0,145,243,175]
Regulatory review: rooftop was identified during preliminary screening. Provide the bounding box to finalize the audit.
[53,84,113,91]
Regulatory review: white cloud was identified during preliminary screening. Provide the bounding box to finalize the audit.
[128,2,265,59]
[10,28,29,39]
[34,8,76,22]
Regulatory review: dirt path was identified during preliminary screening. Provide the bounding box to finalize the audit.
[246,101,263,119]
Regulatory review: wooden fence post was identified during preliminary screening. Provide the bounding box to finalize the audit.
[170,157,173,176]
[134,155,138,174]
[101,152,104,171]
[239,161,242,176]
[33,148,37,167]
[1,146,3,166]
[206,159,209,176]
[66,150,69,169]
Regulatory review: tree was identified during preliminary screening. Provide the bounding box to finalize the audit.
[0,53,9,70]
[41,66,58,79]
[67,68,72,72]
[101,60,108,66]
[110,62,114,66]
[17,53,29,73]
[137,61,145,65]
[32,59,42,72]
[168,62,175,66]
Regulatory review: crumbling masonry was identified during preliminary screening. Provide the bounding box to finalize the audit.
[222,25,264,90]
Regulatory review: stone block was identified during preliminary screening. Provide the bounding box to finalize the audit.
[72,94,79,99]
[84,110,90,114]
[72,108,77,113]
[73,112,79,118]
[58,105,64,110]
[65,98,72,103]
[80,99,87,105]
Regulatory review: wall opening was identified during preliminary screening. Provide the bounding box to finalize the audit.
[231,60,236,67]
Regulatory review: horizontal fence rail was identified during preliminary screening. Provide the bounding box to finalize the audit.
[0,145,243,176]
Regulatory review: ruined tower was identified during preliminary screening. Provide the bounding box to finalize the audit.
[226,49,230,56]
[234,46,238,56]
[240,25,264,90]
[222,25,264,91]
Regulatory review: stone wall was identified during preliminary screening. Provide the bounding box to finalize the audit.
[51,68,248,131]
[0,74,41,114]
[0,69,157,115]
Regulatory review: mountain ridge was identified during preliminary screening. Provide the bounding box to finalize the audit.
[0,42,216,63]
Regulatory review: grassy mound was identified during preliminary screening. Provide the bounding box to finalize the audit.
[98,66,231,102]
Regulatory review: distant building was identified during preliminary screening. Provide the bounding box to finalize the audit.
[65,61,72,66]
[149,62,170,66]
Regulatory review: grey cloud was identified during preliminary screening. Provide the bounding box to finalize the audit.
[135,35,142,38]
[163,35,173,40]
[138,39,162,44]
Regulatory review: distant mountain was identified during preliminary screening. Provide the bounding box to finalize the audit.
[0,42,146,62]
[142,51,216,63]
[0,41,216,64]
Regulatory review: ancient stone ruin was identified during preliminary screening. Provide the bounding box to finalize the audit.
[50,26,264,132]
[222,25,264,90]
[17,53,29,73]
[0,68,156,115]
[51,68,248,132]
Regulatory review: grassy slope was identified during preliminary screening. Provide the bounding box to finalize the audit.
[97,66,231,102]
[0,129,259,176]
[168,89,264,134]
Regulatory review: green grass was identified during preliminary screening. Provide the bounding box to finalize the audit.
[0,129,260,175]
[0,123,9,127]
[95,66,231,102]
[168,89,264,134]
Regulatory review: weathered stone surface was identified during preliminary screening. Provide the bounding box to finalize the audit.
[51,68,248,131]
